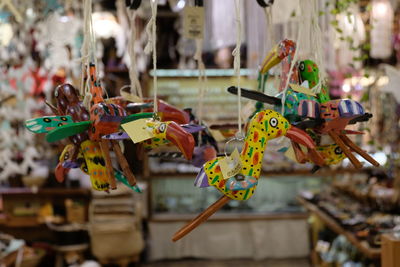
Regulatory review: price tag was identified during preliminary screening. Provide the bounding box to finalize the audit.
[219,148,242,179]
[120,91,143,103]
[210,129,226,142]
[183,6,204,39]
[315,240,330,253]
[284,144,307,162]
[289,83,316,97]
[121,119,154,143]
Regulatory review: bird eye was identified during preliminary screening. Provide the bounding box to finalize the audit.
[299,62,305,71]
[269,117,278,127]
[159,123,166,133]
[334,147,342,155]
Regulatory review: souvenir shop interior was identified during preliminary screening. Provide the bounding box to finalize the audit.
[1,0,400,266]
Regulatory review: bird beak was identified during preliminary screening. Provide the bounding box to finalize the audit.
[157,100,190,124]
[285,126,325,166]
[260,44,282,74]
[142,100,190,125]
[285,126,315,148]
[55,162,69,183]
[165,122,195,160]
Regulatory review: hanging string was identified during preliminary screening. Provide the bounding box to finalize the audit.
[310,0,326,94]
[80,0,90,97]
[194,38,207,145]
[81,0,94,108]
[144,0,159,115]
[280,11,303,117]
[80,0,105,108]
[232,0,242,138]
[264,4,278,95]
[127,9,143,100]
[264,6,275,49]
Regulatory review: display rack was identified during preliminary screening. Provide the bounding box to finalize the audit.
[0,187,90,228]
[297,196,381,259]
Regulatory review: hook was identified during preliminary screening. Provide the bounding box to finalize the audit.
[256,0,274,8]
[126,0,141,10]
[194,0,203,7]
[223,136,244,157]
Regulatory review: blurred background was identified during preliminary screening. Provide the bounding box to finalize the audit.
[1,0,400,266]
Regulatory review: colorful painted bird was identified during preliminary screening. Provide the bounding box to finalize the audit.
[26,64,197,191]
[173,109,323,241]
[228,39,379,169]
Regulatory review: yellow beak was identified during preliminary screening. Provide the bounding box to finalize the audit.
[260,44,282,74]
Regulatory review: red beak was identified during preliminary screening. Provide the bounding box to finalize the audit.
[285,126,325,166]
[166,122,195,160]
[55,162,69,183]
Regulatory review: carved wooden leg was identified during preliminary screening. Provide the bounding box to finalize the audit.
[172,195,230,242]
[112,140,137,186]
[339,134,380,167]
[329,131,362,169]
[291,141,307,164]
[99,139,117,189]
[308,148,325,167]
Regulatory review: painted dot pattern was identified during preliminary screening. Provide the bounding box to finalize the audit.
[204,109,290,201]
[80,140,110,191]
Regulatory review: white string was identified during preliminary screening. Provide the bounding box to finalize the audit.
[280,19,302,116]
[145,0,158,114]
[81,0,94,108]
[194,38,207,145]
[81,0,102,108]
[264,6,275,49]
[310,0,326,93]
[232,0,242,137]
[80,0,90,97]
[128,9,143,100]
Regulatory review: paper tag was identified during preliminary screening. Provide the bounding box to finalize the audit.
[121,119,154,143]
[315,240,330,253]
[120,91,143,103]
[284,144,308,162]
[183,6,204,39]
[210,129,226,142]
[289,83,316,97]
[219,148,242,179]
[284,145,297,162]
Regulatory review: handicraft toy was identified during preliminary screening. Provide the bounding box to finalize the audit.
[173,109,327,241]
[228,39,379,170]
[25,64,197,191]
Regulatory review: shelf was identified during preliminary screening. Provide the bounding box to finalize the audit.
[147,168,369,179]
[0,188,91,197]
[332,182,369,202]
[150,212,308,222]
[297,197,381,259]
[0,216,40,228]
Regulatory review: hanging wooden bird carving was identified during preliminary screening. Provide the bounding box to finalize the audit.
[228,39,379,169]
[26,64,197,191]
[173,109,323,241]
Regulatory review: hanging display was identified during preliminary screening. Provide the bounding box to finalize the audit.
[228,39,379,170]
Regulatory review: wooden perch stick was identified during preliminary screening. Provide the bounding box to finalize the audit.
[172,195,230,242]
[112,140,137,186]
[100,139,117,189]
